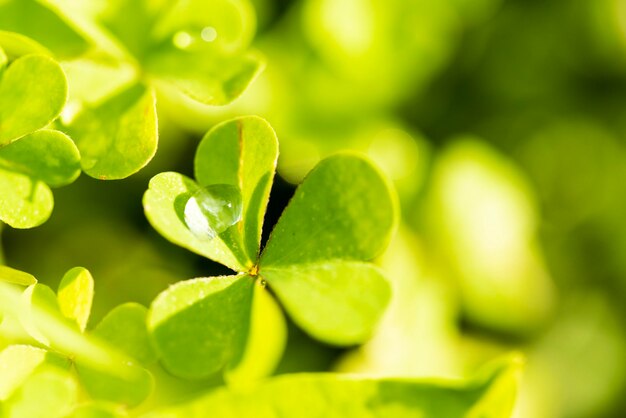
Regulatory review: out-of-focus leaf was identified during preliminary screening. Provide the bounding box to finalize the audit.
[147,49,262,105]
[226,282,286,384]
[0,266,36,286]
[0,169,53,228]
[0,345,67,401]
[145,355,522,418]
[3,367,77,418]
[68,402,128,418]
[75,361,153,408]
[0,31,51,59]
[57,267,94,332]
[0,130,81,187]
[143,172,245,271]
[67,82,157,180]
[0,45,6,70]
[0,54,67,146]
[20,283,65,346]
[92,303,156,365]
[195,116,278,264]
[0,0,89,58]
[261,154,397,266]
[148,275,254,379]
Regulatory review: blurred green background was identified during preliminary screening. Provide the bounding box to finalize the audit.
[3,0,626,417]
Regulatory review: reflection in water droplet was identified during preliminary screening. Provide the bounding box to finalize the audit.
[173,31,193,49]
[184,184,243,241]
[201,26,217,42]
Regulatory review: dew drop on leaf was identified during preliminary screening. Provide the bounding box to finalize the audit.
[184,184,243,240]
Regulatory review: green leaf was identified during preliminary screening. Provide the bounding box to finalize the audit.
[0,168,53,228]
[75,361,153,408]
[67,82,157,180]
[57,267,94,332]
[260,154,397,267]
[225,282,287,384]
[0,345,67,401]
[0,45,6,70]
[143,356,522,418]
[195,116,278,264]
[0,31,51,60]
[0,0,89,58]
[3,368,77,418]
[20,283,65,346]
[0,54,67,146]
[261,262,390,345]
[68,402,128,418]
[143,172,245,271]
[148,275,255,379]
[0,266,36,286]
[147,48,262,105]
[92,303,156,365]
[0,129,81,187]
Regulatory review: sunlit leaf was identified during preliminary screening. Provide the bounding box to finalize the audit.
[0,0,89,58]
[0,54,67,146]
[0,31,51,59]
[148,275,255,379]
[0,345,68,401]
[68,402,128,418]
[3,367,77,418]
[67,82,157,180]
[195,116,278,264]
[57,267,94,332]
[147,49,262,105]
[0,129,81,188]
[0,266,36,286]
[261,154,397,266]
[144,355,522,418]
[261,262,390,345]
[143,172,246,271]
[0,169,53,228]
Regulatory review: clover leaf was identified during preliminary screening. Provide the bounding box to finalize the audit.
[0,43,81,228]
[143,355,522,418]
[0,269,155,408]
[143,116,397,379]
[0,0,263,180]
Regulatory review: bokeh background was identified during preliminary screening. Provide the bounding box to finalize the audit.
[3,0,626,417]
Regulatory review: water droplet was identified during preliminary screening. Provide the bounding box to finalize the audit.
[200,26,217,43]
[184,184,243,241]
[173,31,193,49]
[259,279,267,288]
